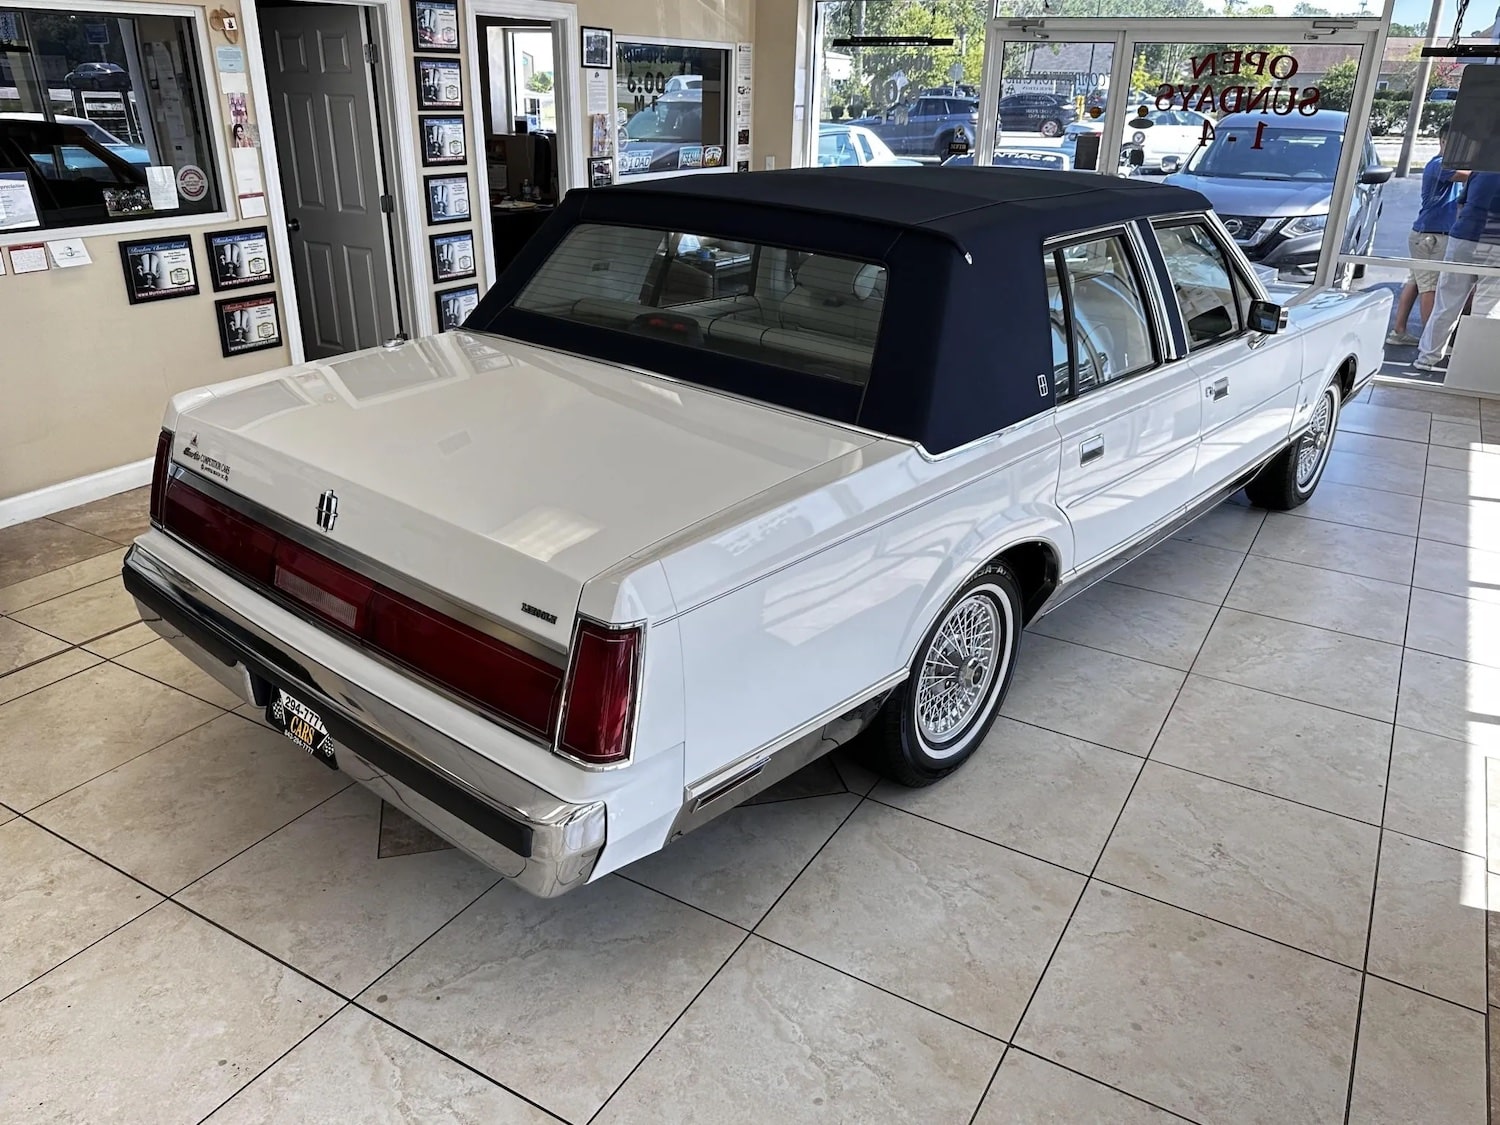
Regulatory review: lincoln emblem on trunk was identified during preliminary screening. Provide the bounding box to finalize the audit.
[316,490,339,532]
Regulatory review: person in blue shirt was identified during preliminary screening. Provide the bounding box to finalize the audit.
[1388,124,1466,346]
[1416,166,1500,371]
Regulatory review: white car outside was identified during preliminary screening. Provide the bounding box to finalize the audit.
[817,123,922,166]
[124,167,1389,896]
[1067,107,1212,171]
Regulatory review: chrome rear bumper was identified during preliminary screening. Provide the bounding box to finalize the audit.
[122,542,606,897]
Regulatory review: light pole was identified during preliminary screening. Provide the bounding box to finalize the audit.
[1396,0,1445,176]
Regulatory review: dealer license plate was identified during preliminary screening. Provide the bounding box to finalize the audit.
[268,688,339,770]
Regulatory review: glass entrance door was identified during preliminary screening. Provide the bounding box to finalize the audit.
[979,20,1381,287]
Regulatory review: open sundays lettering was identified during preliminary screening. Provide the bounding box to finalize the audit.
[1154,51,1322,118]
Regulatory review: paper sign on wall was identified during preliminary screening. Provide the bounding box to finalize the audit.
[238,192,267,218]
[232,148,263,195]
[734,43,754,170]
[586,69,611,115]
[10,244,48,273]
[215,45,245,73]
[47,239,92,268]
[219,72,248,96]
[0,248,7,276]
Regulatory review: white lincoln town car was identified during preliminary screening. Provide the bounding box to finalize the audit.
[124,167,1389,895]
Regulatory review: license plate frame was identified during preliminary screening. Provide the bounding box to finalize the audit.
[268,687,339,770]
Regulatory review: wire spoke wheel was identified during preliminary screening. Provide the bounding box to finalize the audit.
[915,593,1001,749]
[1296,388,1335,491]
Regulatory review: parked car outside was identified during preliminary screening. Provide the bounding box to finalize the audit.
[124,166,1388,896]
[997,91,1079,137]
[0,112,150,168]
[663,75,701,94]
[816,123,921,166]
[1428,87,1459,102]
[847,95,979,156]
[64,61,131,91]
[942,145,1076,172]
[617,92,706,175]
[1065,107,1212,172]
[1163,111,1391,278]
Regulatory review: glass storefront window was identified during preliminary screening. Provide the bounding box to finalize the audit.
[0,7,223,230]
[615,41,730,177]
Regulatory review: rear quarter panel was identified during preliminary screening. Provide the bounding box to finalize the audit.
[661,415,1067,785]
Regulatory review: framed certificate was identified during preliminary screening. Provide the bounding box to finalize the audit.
[412,0,459,52]
[203,226,274,291]
[421,115,467,166]
[430,230,476,283]
[416,57,462,109]
[216,292,283,357]
[424,173,471,225]
[435,284,480,331]
[119,236,199,304]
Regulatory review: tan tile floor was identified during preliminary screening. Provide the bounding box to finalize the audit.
[1,392,1498,1123]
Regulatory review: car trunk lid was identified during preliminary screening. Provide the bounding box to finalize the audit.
[167,331,875,650]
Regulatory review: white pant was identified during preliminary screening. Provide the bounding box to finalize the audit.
[1418,236,1500,364]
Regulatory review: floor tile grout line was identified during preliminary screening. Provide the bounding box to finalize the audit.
[344,1000,572,1125]
[1341,432,1428,1125]
[1000,1045,1205,1124]
[165,779,358,901]
[586,794,873,1125]
[0,848,169,1008]
[190,999,355,1125]
[974,534,1260,1124]
[0,655,106,709]
[12,706,226,817]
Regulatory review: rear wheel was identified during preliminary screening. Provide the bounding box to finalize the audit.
[1039,119,1062,137]
[858,565,1023,787]
[1245,382,1341,510]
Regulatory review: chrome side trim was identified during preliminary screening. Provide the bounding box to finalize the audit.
[666,675,902,841]
[164,463,567,662]
[1038,451,1278,617]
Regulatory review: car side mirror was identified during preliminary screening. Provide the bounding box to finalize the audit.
[1360,166,1393,185]
[1248,299,1287,335]
[1127,147,1145,167]
[1160,156,1181,174]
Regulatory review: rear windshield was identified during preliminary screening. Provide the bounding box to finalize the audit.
[511,223,887,388]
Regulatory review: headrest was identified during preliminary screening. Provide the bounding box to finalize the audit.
[795,256,886,301]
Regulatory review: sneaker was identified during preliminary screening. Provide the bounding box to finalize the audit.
[1413,356,1448,373]
[1386,330,1419,346]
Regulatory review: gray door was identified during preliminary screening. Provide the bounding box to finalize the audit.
[261,4,400,358]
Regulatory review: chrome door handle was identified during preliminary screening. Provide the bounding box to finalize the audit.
[1080,436,1105,464]
[1206,378,1229,401]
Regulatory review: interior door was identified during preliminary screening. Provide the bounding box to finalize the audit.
[261,4,400,358]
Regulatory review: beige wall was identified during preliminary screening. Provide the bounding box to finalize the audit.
[5,0,810,505]
[0,4,291,502]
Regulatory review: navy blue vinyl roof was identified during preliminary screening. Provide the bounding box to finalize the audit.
[468,168,1212,453]
[609,166,1213,244]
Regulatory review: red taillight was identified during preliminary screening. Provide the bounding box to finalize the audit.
[159,474,565,739]
[369,589,563,737]
[558,621,641,765]
[149,429,173,524]
[162,479,277,583]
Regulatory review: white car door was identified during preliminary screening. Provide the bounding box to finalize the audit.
[1047,229,1203,570]
[1151,219,1303,495]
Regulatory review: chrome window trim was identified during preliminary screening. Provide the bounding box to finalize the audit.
[162,463,567,663]
[1149,213,1268,358]
[1044,222,1166,401]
